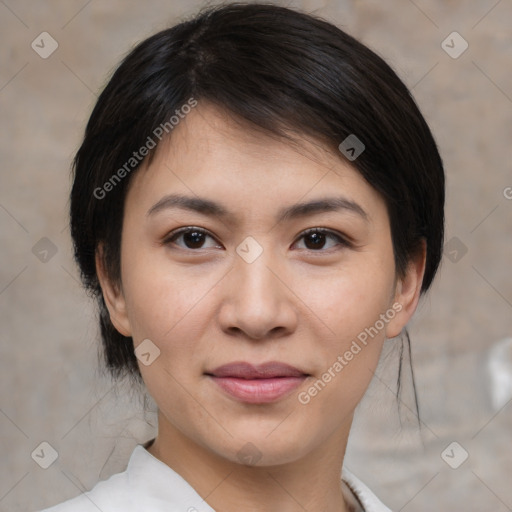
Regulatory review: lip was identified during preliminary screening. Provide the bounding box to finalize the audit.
[206,361,309,404]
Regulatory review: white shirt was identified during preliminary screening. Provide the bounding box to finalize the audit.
[39,444,392,512]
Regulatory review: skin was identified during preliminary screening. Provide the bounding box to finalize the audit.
[97,102,426,512]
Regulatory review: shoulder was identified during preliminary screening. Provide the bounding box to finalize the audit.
[37,469,132,512]
[342,467,393,512]
[36,444,214,512]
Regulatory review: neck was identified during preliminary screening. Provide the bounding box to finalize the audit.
[147,411,354,512]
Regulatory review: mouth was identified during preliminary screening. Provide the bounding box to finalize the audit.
[205,361,310,404]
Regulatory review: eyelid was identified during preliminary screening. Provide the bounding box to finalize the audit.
[299,227,351,242]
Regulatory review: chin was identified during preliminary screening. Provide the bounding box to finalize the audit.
[207,426,313,468]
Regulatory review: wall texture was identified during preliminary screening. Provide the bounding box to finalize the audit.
[1,1,511,511]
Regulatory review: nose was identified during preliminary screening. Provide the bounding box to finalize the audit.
[218,246,298,341]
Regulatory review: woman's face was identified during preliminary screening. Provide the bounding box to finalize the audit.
[99,102,423,466]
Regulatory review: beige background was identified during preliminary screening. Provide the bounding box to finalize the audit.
[1,1,511,511]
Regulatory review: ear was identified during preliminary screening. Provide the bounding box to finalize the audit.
[95,246,132,337]
[385,240,427,339]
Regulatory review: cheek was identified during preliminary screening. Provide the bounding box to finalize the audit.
[304,261,395,341]
[298,271,392,418]
[121,245,203,338]
[121,258,211,407]
[301,255,395,403]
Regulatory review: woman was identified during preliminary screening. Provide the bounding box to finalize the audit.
[40,3,444,511]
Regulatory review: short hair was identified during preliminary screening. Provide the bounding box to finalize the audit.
[70,2,445,383]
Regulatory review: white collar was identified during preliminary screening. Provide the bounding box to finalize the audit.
[341,465,392,512]
[125,444,217,511]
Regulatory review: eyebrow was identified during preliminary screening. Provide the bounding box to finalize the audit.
[147,193,368,224]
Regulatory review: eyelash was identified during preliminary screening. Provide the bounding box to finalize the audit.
[163,226,351,252]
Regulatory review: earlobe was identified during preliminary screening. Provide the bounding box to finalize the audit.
[385,241,427,339]
[95,248,132,337]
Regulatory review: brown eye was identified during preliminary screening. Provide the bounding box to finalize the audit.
[295,228,349,251]
[164,227,221,250]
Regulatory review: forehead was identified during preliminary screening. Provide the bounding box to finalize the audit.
[154,102,341,176]
[125,102,386,224]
